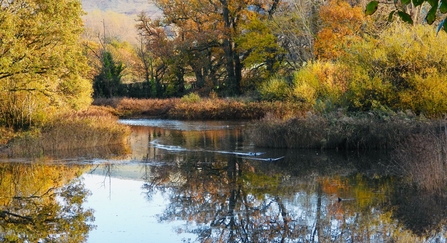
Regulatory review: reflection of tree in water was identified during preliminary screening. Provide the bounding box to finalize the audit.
[142,151,447,242]
[133,122,447,241]
[0,163,95,242]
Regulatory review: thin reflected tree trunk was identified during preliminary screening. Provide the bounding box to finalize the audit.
[312,181,323,242]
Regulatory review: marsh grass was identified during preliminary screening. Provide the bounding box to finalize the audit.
[94,97,308,120]
[248,111,439,150]
[392,131,447,192]
[5,106,131,157]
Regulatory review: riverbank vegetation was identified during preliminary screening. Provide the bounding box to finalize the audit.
[93,97,308,120]
[2,107,130,158]
[247,111,440,149]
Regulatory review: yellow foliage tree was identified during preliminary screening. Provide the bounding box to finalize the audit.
[0,0,92,128]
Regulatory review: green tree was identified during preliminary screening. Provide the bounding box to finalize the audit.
[0,0,92,129]
[236,11,286,87]
[93,51,125,98]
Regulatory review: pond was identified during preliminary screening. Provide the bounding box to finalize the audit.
[1,119,447,242]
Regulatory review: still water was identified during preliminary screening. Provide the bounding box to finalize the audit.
[1,119,447,242]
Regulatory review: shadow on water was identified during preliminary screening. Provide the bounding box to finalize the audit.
[388,184,447,236]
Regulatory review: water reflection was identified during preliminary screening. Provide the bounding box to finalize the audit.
[2,119,447,242]
[127,120,447,242]
[0,162,95,242]
[142,155,447,242]
[128,121,251,163]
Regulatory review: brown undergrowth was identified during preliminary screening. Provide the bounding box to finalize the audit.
[247,111,442,150]
[3,106,131,158]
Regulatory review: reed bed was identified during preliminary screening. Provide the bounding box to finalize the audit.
[247,111,440,150]
[392,131,447,192]
[93,97,308,120]
[5,106,131,157]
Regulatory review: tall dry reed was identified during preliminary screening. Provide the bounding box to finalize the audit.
[392,131,447,192]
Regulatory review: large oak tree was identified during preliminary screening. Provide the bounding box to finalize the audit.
[137,0,282,96]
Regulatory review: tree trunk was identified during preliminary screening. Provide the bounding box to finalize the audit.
[221,0,238,96]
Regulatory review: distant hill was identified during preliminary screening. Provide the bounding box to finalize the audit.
[81,0,162,45]
[81,0,160,16]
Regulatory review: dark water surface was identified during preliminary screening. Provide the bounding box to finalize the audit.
[1,119,447,242]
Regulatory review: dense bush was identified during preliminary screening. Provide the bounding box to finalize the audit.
[181,93,202,103]
[259,77,292,101]
[292,61,347,111]
[341,23,447,117]
[277,23,447,117]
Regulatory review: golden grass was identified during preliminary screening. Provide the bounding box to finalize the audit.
[4,106,131,158]
[93,97,309,120]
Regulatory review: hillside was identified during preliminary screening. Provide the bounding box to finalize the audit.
[81,0,160,16]
[81,0,161,45]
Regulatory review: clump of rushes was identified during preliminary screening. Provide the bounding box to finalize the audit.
[94,97,309,120]
[5,106,131,157]
[247,110,440,150]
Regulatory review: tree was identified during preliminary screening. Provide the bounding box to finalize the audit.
[138,0,283,97]
[236,10,286,87]
[268,0,323,68]
[136,35,156,98]
[314,0,365,60]
[0,0,92,128]
[93,51,125,98]
[136,16,186,97]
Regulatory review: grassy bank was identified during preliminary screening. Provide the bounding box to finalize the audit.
[1,106,131,158]
[247,111,444,150]
[93,97,309,120]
